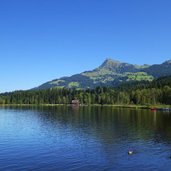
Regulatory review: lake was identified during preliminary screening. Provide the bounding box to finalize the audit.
[0,106,171,171]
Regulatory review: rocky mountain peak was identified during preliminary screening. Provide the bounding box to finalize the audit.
[100,58,121,69]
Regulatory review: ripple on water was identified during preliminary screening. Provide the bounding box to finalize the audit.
[0,107,171,170]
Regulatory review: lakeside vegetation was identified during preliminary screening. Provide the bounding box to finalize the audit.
[0,76,171,107]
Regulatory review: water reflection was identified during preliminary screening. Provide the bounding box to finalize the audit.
[1,105,171,144]
[1,106,171,170]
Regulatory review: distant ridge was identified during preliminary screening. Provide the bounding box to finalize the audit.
[35,58,171,89]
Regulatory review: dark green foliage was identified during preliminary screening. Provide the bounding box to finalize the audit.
[1,76,171,105]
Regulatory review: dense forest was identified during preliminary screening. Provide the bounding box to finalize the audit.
[0,76,171,105]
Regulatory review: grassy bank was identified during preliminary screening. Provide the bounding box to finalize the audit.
[0,103,171,110]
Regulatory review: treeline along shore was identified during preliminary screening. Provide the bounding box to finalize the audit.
[0,76,171,107]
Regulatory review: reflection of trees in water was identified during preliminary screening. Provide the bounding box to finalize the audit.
[22,106,171,146]
[2,106,171,145]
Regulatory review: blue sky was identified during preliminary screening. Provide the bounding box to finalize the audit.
[0,0,171,92]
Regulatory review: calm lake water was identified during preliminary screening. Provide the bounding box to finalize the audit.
[0,106,171,171]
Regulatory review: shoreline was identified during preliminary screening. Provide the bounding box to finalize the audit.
[0,104,171,110]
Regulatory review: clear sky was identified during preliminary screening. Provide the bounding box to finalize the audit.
[0,0,171,92]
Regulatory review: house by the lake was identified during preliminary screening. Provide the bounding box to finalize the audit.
[71,100,80,106]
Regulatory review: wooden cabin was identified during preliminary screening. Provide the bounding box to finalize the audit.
[71,100,80,106]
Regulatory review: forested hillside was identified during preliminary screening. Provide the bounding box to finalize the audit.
[1,76,171,105]
[35,59,171,90]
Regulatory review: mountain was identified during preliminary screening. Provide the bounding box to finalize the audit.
[141,60,171,78]
[36,58,171,89]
